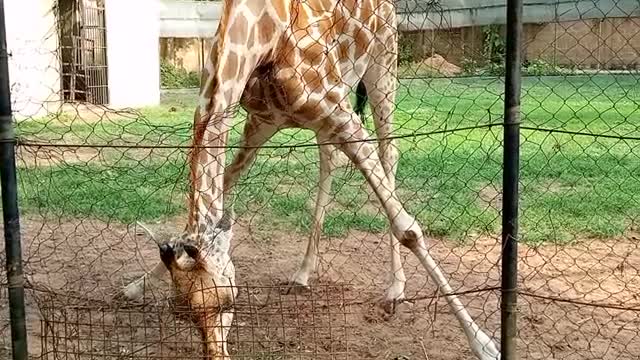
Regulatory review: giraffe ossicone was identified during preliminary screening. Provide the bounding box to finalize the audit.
[120,0,500,358]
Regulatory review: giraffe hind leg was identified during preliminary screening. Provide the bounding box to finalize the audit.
[321,108,499,360]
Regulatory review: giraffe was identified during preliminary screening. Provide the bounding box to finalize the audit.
[120,0,501,358]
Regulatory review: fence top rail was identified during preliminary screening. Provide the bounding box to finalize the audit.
[159,0,640,38]
[397,0,640,30]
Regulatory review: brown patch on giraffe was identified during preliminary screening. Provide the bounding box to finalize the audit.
[278,39,298,65]
[301,68,324,93]
[360,1,374,24]
[319,0,332,10]
[293,6,311,28]
[337,41,350,60]
[273,0,289,22]
[326,90,341,104]
[331,11,348,34]
[323,59,340,85]
[257,13,276,45]
[305,0,326,11]
[354,28,370,59]
[201,75,217,108]
[229,15,249,44]
[294,99,322,122]
[301,43,325,66]
[222,52,239,80]
[202,43,220,102]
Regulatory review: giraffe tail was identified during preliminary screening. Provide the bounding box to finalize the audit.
[354,80,368,123]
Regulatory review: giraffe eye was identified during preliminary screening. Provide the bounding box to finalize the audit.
[183,244,201,259]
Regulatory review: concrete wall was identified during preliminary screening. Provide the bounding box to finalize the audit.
[397,0,640,31]
[5,0,61,120]
[525,18,640,69]
[105,0,161,108]
[160,37,214,73]
[164,17,640,72]
[6,0,161,118]
[399,17,640,69]
[159,0,222,38]
[158,0,640,72]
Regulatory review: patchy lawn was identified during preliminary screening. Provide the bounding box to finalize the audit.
[14,74,640,244]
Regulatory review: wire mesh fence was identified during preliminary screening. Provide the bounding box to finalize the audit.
[2,0,640,359]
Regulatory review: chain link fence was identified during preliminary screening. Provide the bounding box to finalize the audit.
[2,0,640,359]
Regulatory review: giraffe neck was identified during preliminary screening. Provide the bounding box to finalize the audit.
[186,0,291,234]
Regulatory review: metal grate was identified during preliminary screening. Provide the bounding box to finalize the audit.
[58,0,108,105]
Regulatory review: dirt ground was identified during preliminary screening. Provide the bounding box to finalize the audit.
[1,214,640,360]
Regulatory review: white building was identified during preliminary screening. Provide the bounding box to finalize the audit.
[6,0,161,120]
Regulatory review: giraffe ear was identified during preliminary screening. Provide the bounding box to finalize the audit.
[159,243,175,268]
[136,222,162,246]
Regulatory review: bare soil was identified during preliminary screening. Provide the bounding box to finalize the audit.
[421,54,463,77]
[2,215,640,359]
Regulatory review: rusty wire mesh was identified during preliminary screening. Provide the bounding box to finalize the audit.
[515,18,640,360]
[2,0,640,359]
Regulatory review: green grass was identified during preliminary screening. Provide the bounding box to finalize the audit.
[13,74,640,245]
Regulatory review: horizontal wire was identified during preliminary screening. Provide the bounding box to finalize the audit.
[6,124,639,152]
[11,123,502,149]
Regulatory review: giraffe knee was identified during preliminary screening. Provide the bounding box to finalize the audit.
[392,219,423,250]
[398,229,420,250]
[379,141,399,175]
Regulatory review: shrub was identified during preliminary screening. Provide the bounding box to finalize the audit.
[523,58,564,76]
[397,32,417,66]
[160,60,200,89]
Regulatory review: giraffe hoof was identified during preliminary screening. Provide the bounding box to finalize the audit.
[282,281,311,295]
[379,296,412,316]
[112,288,139,305]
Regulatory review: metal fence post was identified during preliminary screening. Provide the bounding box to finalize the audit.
[502,0,523,358]
[0,1,29,359]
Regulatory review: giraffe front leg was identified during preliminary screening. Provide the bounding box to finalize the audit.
[222,115,280,203]
[118,258,169,301]
[362,71,406,308]
[200,310,235,359]
[287,143,338,293]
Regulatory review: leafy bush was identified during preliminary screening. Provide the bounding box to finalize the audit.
[397,32,417,66]
[523,58,564,76]
[482,25,506,76]
[160,60,200,89]
[461,57,480,74]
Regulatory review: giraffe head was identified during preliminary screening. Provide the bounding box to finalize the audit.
[137,212,237,358]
